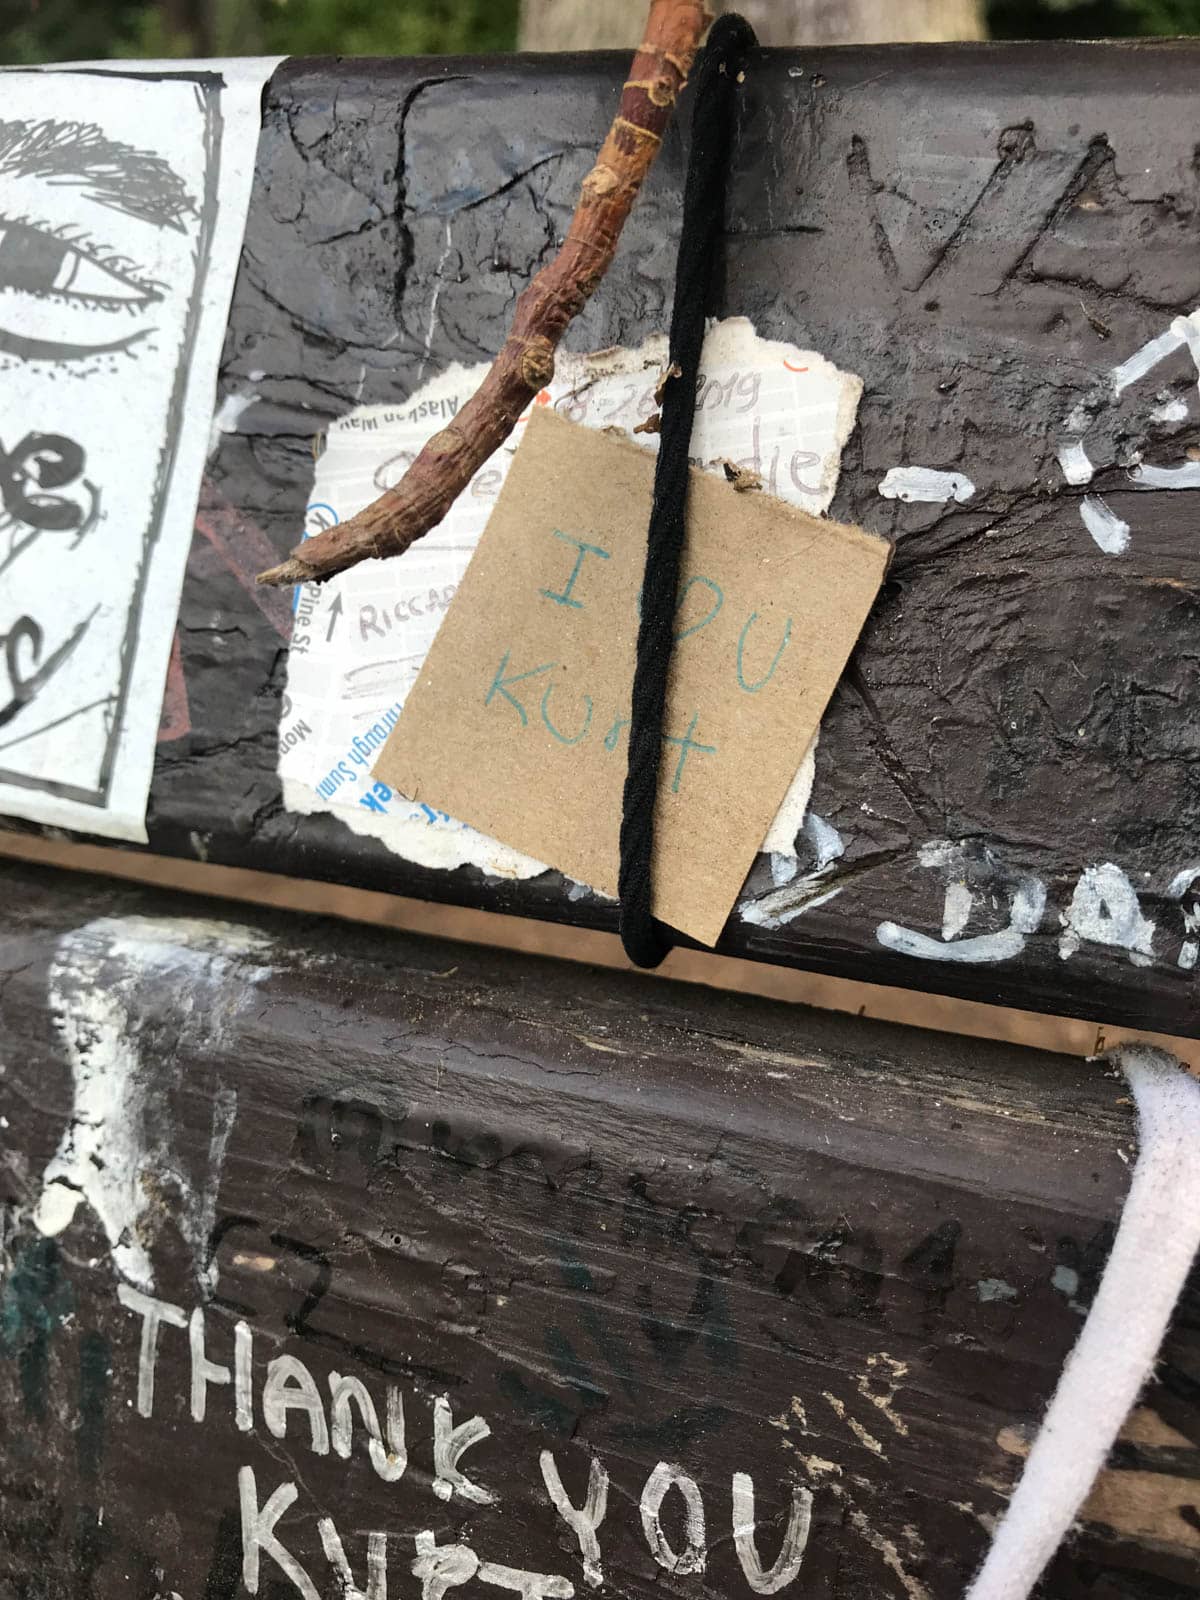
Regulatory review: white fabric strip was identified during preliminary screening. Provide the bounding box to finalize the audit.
[966,1045,1200,1600]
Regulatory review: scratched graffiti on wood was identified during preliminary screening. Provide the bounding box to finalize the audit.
[0,867,1197,1596]
[33,47,1165,1036]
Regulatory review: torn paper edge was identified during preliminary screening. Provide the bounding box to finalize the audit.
[282,319,864,886]
[281,774,548,881]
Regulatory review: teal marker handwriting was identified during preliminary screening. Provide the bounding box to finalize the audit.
[540,531,611,609]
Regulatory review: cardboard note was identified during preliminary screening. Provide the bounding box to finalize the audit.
[279,320,863,877]
[375,407,889,946]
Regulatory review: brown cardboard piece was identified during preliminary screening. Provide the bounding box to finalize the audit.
[375,407,889,946]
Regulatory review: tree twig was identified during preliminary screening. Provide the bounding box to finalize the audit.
[257,0,712,588]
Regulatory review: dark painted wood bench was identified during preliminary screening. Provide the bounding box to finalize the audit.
[1,861,1197,1599]
[2,41,1200,1600]
[4,41,1200,1036]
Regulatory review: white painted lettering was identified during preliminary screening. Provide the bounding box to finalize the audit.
[239,1467,318,1600]
[1060,862,1156,966]
[263,1354,330,1455]
[235,1319,253,1431]
[413,1531,479,1600]
[117,1284,187,1418]
[433,1395,496,1504]
[328,1371,406,1482]
[731,1472,813,1594]
[639,1461,706,1576]
[540,1450,608,1588]
[478,1561,574,1599]
[877,841,1045,964]
[319,1516,387,1600]
[189,1306,232,1423]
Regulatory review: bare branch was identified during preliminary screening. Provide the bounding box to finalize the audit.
[258,0,712,589]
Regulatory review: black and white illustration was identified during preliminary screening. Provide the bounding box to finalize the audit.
[0,64,274,840]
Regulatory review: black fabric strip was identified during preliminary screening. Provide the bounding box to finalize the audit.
[618,12,757,969]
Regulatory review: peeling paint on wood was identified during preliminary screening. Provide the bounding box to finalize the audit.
[0,863,1196,1597]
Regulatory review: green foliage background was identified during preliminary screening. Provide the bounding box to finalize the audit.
[0,0,522,63]
[989,0,1200,34]
[1,0,1197,66]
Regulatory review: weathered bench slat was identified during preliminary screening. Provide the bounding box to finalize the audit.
[6,43,1200,1036]
[0,861,1196,1596]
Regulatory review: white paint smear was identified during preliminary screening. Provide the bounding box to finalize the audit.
[1065,402,1093,434]
[208,389,259,458]
[281,319,863,881]
[1064,308,1200,555]
[977,1278,1018,1304]
[1056,441,1094,487]
[760,737,817,857]
[0,60,279,842]
[34,915,270,1288]
[877,467,975,505]
[1171,313,1200,384]
[1110,309,1200,395]
[1079,495,1130,556]
[1168,864,1200,900]
[768,854,799,888]
[739,811,846,930]
[1168,863,1200,972]
[1129,461,1200,490]
[640,1462,706,1576]
[1151,396,1190,424]
[541,1451,608,1589]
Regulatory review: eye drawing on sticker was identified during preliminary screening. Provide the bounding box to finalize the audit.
[0,118,196,362]
[0,119,196,575]
[0,78,217,813]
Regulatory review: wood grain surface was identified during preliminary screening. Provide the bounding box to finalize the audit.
[6,44,1200,1034]
[0,861,1196,1597]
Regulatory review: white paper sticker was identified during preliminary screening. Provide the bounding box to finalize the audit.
[281,318,862,877]
[0,59,279,840]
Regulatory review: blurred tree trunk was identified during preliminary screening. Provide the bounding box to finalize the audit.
[519,0,986,50]
[155,0,265,56]
[162,0,215,55]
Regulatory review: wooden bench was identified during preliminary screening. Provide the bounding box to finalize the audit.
[3,859,1197,1598]
[1,42,1198,1598]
